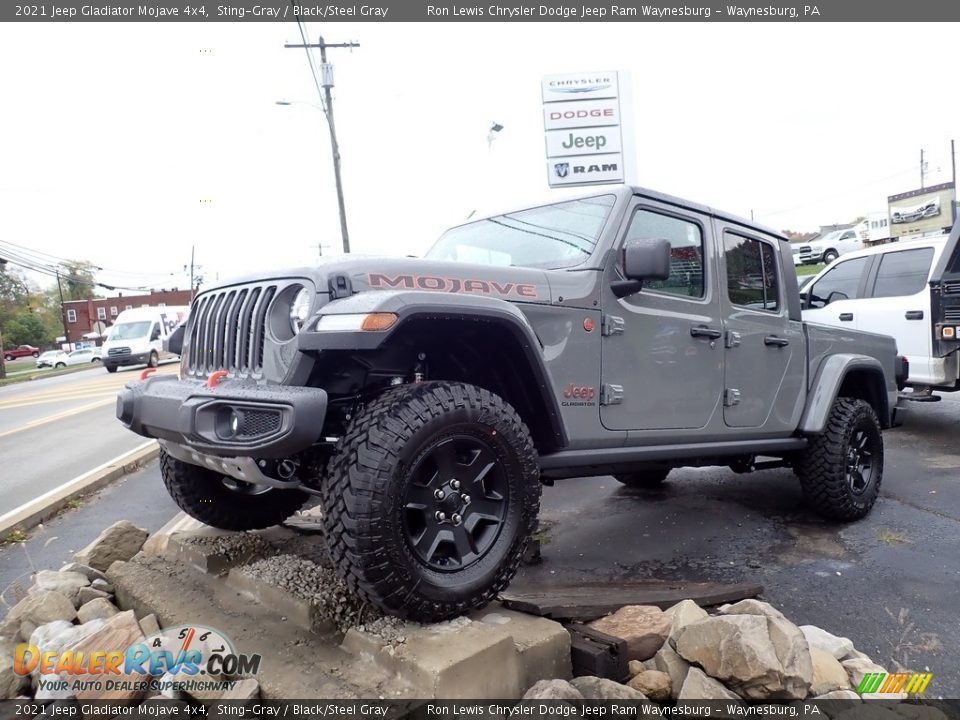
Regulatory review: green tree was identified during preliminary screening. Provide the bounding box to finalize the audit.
[59,261,100,301]
[0,264,29,329]
[4,310,47,347]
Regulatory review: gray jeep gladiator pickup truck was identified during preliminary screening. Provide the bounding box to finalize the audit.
[118,185,903,621]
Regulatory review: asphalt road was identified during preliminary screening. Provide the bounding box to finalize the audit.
[1,387,958,696]
[0,361,178,511]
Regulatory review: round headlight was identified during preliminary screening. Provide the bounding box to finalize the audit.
[289,287,312,334]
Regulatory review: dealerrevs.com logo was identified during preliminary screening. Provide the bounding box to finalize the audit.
[14,624,261,695]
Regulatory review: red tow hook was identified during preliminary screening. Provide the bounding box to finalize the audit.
[139,368,157,381]
[207,369,229,388]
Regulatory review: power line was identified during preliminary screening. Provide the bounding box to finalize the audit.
[0,238,182,279]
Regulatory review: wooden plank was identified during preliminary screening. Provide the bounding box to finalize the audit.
[500,580,762,621]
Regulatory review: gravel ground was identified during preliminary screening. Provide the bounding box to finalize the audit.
[179,532,270,561]
[241,554,378,633]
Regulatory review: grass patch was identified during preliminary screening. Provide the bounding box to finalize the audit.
[0,363,100,387]
[796,263,824,276]
[878,529,908,545]
[63,498,84,510]
[3,529,28,545]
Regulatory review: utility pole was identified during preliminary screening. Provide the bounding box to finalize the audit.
[0,257,6,379]
[920,148,926,190]
[284,36,359,255]
[185,246,204,298]
[55,268,70,350]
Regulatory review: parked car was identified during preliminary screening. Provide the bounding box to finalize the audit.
[36,350,67,368]
[801,220,960,394]
[62,348,102,367]
[796,228,863,265]
[3,345,40,361]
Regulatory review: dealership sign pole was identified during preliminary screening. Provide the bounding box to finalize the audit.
[542,71,636,188]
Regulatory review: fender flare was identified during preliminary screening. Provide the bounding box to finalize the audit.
[799,353,891,433]
[298,291,568,447]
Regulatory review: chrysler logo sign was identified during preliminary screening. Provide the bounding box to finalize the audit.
[548,78,613,94]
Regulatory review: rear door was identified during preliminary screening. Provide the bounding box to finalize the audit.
[802,255,874,330]
[719,227,805,430]
[855,245,937,383]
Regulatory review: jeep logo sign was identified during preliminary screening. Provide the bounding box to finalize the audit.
[542,71,633,189]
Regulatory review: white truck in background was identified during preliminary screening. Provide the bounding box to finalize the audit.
[101,306,189,373]
[801,220,960,396]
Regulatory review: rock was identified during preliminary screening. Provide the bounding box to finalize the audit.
[74,520,149,571]
[5,590,77,627]
[766,616,814,698]
[59,563,108,583]
[588,605,669,661]
[840,648,870,662]
[809,647,851,695]
[627,660,645,677]
[664,599,709,642]
[833,707,903,720]
[840,657,886,689]
[678,666,741,700]
[30,619,107,699]
[814,690,860,700]
[0,640,29,700]
[30,570,90,607]
[523,679,584,700]
[718,599,787,620]
[626,670,671,702]
[65,610,148,701]
[674,614,812,700]
[653,642,691,699]
[76,598,119,623]
[19,621,37,644]
[78,587,111,605]
[800,625,855,660]
[91,579,114,594]
[139,614,160,637]
[894,706,949,720]
[571,676,647,700]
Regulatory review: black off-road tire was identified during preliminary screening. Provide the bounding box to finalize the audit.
[160,450,308,531]
[322,381,541,622]
[614,468,671,488]
[795,397,883,521]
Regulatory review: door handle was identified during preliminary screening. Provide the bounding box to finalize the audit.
[690,326,722,340]
[905,310,924,320]
[839,313,854,322]
[764,335,790,347]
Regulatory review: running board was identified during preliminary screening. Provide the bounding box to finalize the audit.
[538,438,808,480]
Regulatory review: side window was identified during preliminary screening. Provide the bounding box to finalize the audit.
[872,247,934,298]
[624,209,704,298]
[809,257,869,308]
[724,233,780,312]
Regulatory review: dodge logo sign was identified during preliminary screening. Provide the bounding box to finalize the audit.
[554,163,570,178]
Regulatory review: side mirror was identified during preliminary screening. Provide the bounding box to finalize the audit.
[165,323,185,356]
[612,239,672,298]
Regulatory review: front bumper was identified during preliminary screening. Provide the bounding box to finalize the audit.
[116,375,328,458]
[104,352,150,368]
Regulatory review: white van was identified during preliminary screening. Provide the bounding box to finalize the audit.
[801,220,960,394]
[101,306,189,373]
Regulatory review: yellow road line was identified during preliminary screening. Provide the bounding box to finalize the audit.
[0,393,118,410]
[0,398,115,440]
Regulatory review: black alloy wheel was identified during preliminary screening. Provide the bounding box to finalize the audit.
[402,434,510,572]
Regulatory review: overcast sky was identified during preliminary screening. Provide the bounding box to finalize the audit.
[0,21,957,294]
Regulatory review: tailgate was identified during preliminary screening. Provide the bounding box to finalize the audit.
[930,217,960,358]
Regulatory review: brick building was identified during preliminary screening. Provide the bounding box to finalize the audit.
[62,289,193,344]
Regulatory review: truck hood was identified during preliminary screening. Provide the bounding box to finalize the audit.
[213,255,556,305]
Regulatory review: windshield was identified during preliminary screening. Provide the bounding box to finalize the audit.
[426,195,616,270]
[109,321,151,340]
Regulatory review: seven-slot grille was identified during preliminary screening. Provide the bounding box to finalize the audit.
[185,284,278,377]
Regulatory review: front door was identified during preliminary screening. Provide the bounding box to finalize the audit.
[600,200,725,431]
[802,255,873,330]
[719,227,805,430]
